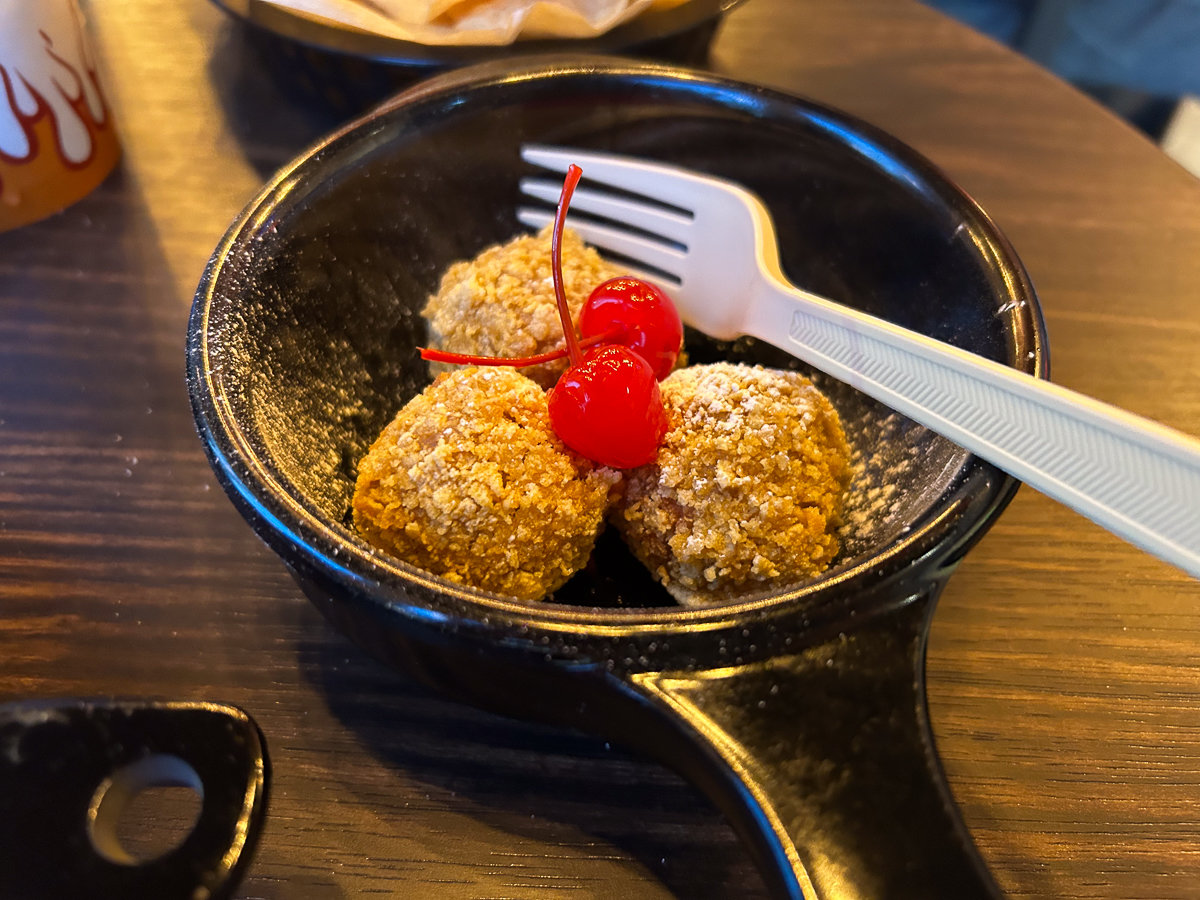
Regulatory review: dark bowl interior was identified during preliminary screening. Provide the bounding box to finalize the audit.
[189,56,1043,669]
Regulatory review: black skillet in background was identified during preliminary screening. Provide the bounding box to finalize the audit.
[212,0,742,67]
[188,57,1045,899]
[211,0,743,112]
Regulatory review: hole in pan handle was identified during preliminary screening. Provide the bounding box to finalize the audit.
[0,698,269,900]
[626,588,1001,900]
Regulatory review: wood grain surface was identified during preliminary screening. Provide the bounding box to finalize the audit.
[2,0,1198,897]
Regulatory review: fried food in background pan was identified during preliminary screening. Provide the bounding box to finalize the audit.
[257,0,692,45]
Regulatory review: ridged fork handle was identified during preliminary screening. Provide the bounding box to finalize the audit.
[745,274,1200,579]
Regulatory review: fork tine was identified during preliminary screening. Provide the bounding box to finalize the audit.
[516,207,685,284]
[522,144,718,211]
[519,178,692,246]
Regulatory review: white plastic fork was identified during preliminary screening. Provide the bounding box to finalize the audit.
[518,144,1200,580]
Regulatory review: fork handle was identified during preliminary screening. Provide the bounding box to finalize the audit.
[744,279,1200,579]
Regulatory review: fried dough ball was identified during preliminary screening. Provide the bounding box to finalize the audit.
[353,367,621,601]
[613,362,851,606]
[421,227,623,388]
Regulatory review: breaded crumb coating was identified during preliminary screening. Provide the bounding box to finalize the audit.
[421,227,623,388]
[614,363,850,605]
[353,367,621,601]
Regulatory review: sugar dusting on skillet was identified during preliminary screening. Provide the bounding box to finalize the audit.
[212,202,970,611]
[216,245,959,611]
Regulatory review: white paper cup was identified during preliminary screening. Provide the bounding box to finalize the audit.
[0,0,120,232]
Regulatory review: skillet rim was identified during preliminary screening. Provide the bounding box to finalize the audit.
[187,54,1045,651]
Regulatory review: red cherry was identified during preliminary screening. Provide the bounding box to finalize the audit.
[548,344,668,468]
[580,277,682,381]
[540,164,668,467]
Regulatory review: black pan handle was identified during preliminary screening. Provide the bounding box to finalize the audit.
[0,699,269,900]
[628,589,1001,899]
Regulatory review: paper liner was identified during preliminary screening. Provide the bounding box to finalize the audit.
[259,0,690,46]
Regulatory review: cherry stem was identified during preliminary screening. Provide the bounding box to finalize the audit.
[418,327,620,368]
[552,164,585,367]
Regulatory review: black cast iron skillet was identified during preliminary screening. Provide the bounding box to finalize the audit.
[188,56,1045,898]
[212,0,743,115]
[0,699,268,899]
[212,0,741,69]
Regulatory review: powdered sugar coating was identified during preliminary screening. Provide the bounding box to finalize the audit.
[614,362,851,605]
[421,227,622,388]
[352,367,621,600]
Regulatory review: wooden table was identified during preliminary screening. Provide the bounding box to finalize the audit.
[3,0,1198,896]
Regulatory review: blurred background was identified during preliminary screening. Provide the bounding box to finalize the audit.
[920,0,1200,175]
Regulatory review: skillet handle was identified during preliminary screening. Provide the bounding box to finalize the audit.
[629,591,1000,900]
[0,699,269,900]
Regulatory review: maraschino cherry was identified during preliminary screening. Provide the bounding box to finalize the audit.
[417,163,674,468]
[544,166,667,468]
[580,276,682,382]
[547,343,667,468]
